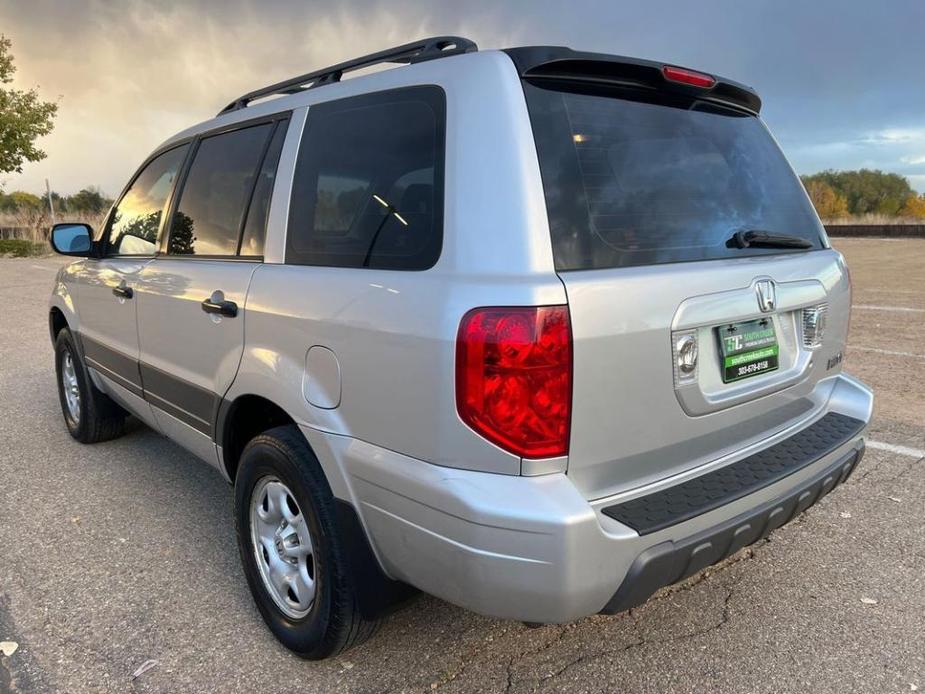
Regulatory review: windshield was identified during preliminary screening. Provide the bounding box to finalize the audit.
[522,83,826,271]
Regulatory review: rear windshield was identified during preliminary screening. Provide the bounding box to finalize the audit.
[522,83,825,271]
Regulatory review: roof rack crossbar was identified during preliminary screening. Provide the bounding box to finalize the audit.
[218,36,477,115]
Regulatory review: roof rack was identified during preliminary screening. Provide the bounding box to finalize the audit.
[218,36,477,115]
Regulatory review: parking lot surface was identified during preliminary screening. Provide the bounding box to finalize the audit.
[0,238,922,693]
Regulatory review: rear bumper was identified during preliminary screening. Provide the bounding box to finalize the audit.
[602,443,863,614]
[315,373,872,623]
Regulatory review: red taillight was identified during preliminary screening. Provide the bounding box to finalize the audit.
[456,306,572,459]
[662,65,716,88]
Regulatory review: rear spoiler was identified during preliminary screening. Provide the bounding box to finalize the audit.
[503,46,761,115]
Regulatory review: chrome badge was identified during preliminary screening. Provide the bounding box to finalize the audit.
[756,279,776,313]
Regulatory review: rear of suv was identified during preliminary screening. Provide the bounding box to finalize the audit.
[47,37,872,659]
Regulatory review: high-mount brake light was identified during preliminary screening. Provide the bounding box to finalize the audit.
[456,306,572,459]
[662,65,716,89]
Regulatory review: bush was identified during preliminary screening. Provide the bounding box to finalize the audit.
[0,239,45,256]
[901,194,925,219]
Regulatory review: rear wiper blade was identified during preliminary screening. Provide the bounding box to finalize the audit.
[728,229,813,250]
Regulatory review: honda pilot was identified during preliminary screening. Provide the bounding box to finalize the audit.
[47,37,872,658]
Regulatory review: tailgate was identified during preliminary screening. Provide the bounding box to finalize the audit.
[517,59,850,499]
[560,251,850,500]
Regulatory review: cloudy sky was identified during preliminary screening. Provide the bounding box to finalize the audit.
[2,0,924,196]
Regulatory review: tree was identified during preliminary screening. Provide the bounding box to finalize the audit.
[167,211,197,254]
[901,193,925,219]
[67,187,108,215]
[114,209,162,246]
[0,35,58,179]
[9,190,41,210]
[800,169,913,216]
[802,179,849,219]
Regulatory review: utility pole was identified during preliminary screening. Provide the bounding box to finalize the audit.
[45,178,56,225]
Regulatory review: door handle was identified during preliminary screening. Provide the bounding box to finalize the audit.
[112,283,133,299]
[201,294,238,318]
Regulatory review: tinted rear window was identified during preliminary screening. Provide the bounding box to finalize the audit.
[523,83,825,271]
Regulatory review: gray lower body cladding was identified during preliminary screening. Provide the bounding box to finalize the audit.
[602,443,864,614]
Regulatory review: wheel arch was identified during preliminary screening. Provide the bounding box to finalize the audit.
[48,306,70,344]
[216,393,298,483]
[218,393,417,619]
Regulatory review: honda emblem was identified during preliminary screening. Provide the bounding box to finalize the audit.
[756,280,776,313]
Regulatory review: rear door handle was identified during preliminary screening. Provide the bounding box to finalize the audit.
[112,283,133,299]
[201,293,238,318]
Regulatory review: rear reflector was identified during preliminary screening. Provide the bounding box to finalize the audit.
[662,65,716,88]
[456,306,572,458]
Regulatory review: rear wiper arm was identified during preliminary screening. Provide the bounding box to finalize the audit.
[728,229,813,250]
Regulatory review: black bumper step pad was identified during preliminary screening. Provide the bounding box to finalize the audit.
[602,412,865,536]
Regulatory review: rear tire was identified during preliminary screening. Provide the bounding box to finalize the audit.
[234,425,379,659]
[54,328,126,443]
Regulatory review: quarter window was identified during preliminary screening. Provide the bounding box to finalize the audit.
[107,145,188,256]
[168,123,273,256]
[286,86,445,270]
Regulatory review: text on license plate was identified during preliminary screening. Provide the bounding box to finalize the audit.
[717,318,779,383]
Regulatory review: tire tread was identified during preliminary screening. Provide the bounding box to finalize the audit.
[237,425,379,658]
[55,329,125,444]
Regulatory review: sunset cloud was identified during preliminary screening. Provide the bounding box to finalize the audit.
[2,0,923,194]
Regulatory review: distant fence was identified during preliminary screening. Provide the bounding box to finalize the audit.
[825,224,925,238]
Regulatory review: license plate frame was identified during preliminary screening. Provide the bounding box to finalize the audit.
[717,318,779,383]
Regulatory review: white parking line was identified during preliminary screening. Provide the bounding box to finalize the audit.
[867,440,925,458]
[30,264,56,272]
[853,304,925,313]
[852,346,925,359]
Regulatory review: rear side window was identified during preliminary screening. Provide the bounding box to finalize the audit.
[523,83,825,270]
[168,123,274,256]
[286,86,445,270]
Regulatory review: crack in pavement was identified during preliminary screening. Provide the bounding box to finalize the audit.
[504,654,515,693]
[530,583,738,691]
[427,539,768,693]
[854,452,923,485]
[887,456,924,483]
[426,624,517,691]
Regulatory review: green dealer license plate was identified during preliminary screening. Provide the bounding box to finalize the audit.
[717,318,779,383]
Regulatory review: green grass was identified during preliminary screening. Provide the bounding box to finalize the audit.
[0,239,46,257]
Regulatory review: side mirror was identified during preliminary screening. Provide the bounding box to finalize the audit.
[50,223,93,256]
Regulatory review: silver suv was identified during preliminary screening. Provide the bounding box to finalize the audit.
[47,37,873,659]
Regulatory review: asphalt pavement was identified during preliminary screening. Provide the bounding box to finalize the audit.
[0,239,922,693]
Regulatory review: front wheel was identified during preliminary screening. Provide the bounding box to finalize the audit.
[234,425,378,659]
[54,328,125,443]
